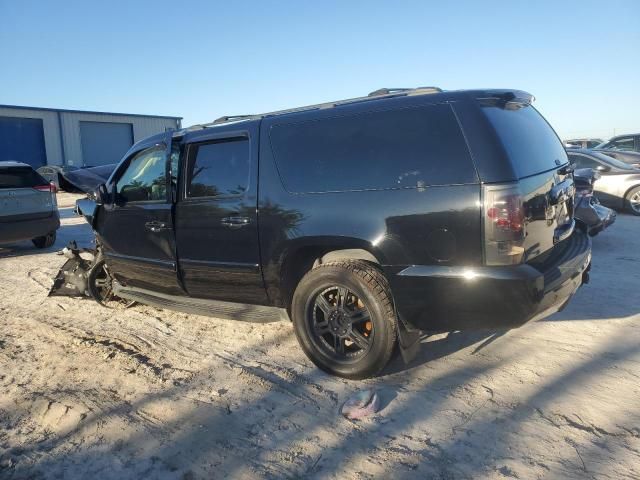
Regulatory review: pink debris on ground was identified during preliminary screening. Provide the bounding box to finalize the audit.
[341,388,380,420]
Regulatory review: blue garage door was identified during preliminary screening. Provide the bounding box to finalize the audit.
[0,116,47,168]
[80,121,133,167]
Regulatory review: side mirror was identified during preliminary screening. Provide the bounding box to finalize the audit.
[96,183,110,205]
[596,165,611,173]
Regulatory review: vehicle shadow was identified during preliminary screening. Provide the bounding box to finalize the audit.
[381,329,508,376]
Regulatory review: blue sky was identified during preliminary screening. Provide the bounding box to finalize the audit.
[1,0,638,140]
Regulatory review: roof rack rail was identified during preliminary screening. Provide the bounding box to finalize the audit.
[368,86,442,97]
[198,86,445,127]
[213,115,254,124]
[368,88,411,97]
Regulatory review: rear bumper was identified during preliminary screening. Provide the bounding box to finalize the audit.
[0,212,60,244]
[386,230,592,332]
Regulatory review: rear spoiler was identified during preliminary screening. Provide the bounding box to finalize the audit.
[476,90,534,107]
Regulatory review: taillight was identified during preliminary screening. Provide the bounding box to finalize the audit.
[483,183,526,265]
[33,182,57,193]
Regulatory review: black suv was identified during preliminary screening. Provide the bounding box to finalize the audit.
[75,87,591,378]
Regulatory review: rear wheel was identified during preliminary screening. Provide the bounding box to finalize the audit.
[291,261,397,379]
[32,231,56,249]
[625,186,640,216]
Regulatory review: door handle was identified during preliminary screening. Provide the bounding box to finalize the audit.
[145,221,169,233]
[221,216,251,228]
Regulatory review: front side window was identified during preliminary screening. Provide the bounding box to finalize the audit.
[116,145,167,203]
[185,138,250,198]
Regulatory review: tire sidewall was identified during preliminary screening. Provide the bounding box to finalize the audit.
[292,264,395,378]
[626,186,640,216]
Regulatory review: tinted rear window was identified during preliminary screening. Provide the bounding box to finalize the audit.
[269,104,476,193]
[0,166,46,188]
[185,138,250,198]
[481,101,567,178]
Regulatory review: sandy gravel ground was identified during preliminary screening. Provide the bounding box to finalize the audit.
[1,193,639,479]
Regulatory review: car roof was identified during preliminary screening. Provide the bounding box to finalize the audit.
[0,161,32,168]
[606,133,640,140]
[174,87,533,134]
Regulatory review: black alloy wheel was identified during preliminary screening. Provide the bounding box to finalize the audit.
[309,285,374,360]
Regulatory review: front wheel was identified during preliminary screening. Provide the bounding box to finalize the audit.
[291,261,397,379]
[625,186,640,216]
[87,259,135,308]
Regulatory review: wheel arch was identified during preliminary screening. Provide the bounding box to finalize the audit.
[623,183,640,213]
[277,238,386,312]
[623,183,640,200]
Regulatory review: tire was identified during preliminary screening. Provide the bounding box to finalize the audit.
[625,186,640,216]
[291,260,397,379]
[88,259,136,309]
[32,231,56,249]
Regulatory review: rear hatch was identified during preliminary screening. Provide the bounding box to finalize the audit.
[480,96,575,264]
[0,165,56,222]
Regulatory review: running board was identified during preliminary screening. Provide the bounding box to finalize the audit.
[113,284,289,323]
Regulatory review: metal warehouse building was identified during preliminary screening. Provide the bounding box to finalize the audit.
[0,105,182,169]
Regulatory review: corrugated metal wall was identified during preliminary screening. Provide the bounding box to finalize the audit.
[0,106,181,167]
[0,106,63,166]
[59,112,179,166]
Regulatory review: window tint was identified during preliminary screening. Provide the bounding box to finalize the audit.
[116,145,167,202]
[185,138,250,198]
[269,104,476,193]
[568,153,600,169]
[0,166,47,188]
[481,101,567,178]
[609,137,635,151]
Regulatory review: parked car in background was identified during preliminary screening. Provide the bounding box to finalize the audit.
[596,134,640,152]
[37,164,118,193]
[573,168,616,235]
[57,163,117,194]
[564,138,603,149]
[0,161,60,248]
[595,149,640,169]
[56,87,591,379]
[36,165,78,188]
[567,148,640,215]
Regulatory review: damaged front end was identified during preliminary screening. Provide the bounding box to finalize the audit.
[49,241,95,297]
[49,241,134,308]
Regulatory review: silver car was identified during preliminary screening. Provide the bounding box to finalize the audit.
[567,149,640,216]
[0,161,60,248]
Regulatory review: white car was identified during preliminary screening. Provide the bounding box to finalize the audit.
[0,161,60,248]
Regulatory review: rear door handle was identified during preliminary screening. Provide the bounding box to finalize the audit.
[221,216,250,228]
[145,221,169,232]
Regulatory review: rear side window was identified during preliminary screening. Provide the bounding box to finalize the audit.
[0,166,47,188]
[481,101,567,178]
[269,104,476,193]
[185,138,250,198]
